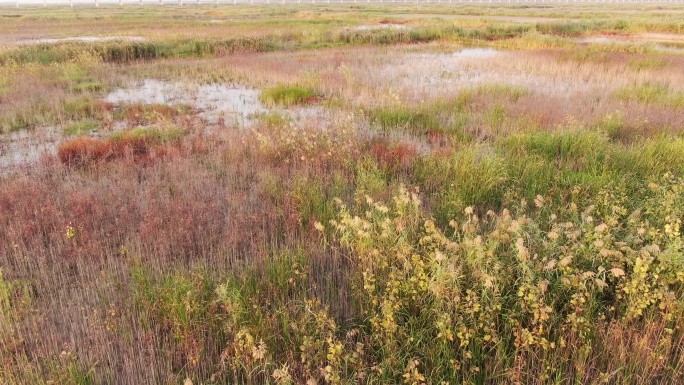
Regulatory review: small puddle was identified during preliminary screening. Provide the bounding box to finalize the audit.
[0,126,61,172]
[576,36,622,44]
[1,78,333,172]
[105,79,267,126]
[2,79,334,172]
[105,79,328,128]
[452,48,501,58]
[370,48,596,102]
[655,43,684,54]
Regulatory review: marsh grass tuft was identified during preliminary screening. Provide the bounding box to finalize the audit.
[58,127,184,166]
[260,85,319,107]
[64,121,98,136]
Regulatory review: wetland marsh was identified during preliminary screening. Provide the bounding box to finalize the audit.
[1,3,683,384]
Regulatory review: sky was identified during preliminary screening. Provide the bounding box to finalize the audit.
[0,0,677,6]
[0,0,306,5]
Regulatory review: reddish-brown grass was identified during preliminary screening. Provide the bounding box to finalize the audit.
[379,19,408,25]
[58,131,183,167]
[369,137,418,172]
[57,137,113,165]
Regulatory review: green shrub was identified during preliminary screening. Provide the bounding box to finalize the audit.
[323,175,684,383]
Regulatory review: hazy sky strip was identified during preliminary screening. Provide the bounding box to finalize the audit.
[1,0,679,5]
[3,0,679,4]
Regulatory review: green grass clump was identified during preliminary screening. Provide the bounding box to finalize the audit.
[369,106,441,134]
[0,38,278,66]
[500,130,610,174]
[293,172,350,230]
[367,96,477,138]
[535,19,627,37]
[254,111,290,127]
[614,83,684,109]
[496,131,616,204]
[64,121,98,136]
[619,137,684,178]
[411,131,684,226]
[108,127,184,144]
[62,96,103,121]
[615,82,669,104]
[629,57,667,71]
[3,116,31,132]
[336,25,457,46]
[410,145,509,224]
[260,85,318,107]
[71,81,104,93]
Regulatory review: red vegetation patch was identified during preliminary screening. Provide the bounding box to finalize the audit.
[58,137,113,165]
[94,100,115,112]
[426,129,447,147]
[58,133,181,167]
[304,95,324,104]
[369,138,418,171]
[597,31,632,38]
[379,19,408,25]
[109,135,156,157]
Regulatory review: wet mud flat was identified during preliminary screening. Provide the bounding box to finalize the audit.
[0,126,60,172]
[105,79,268,127]
[4,42,681,172]
[101,47,609,138]
[104,79,330,127]
[367,47,584,101]
[1,79,332,172]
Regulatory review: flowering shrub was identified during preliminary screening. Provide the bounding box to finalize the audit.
[323,175,683,383]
